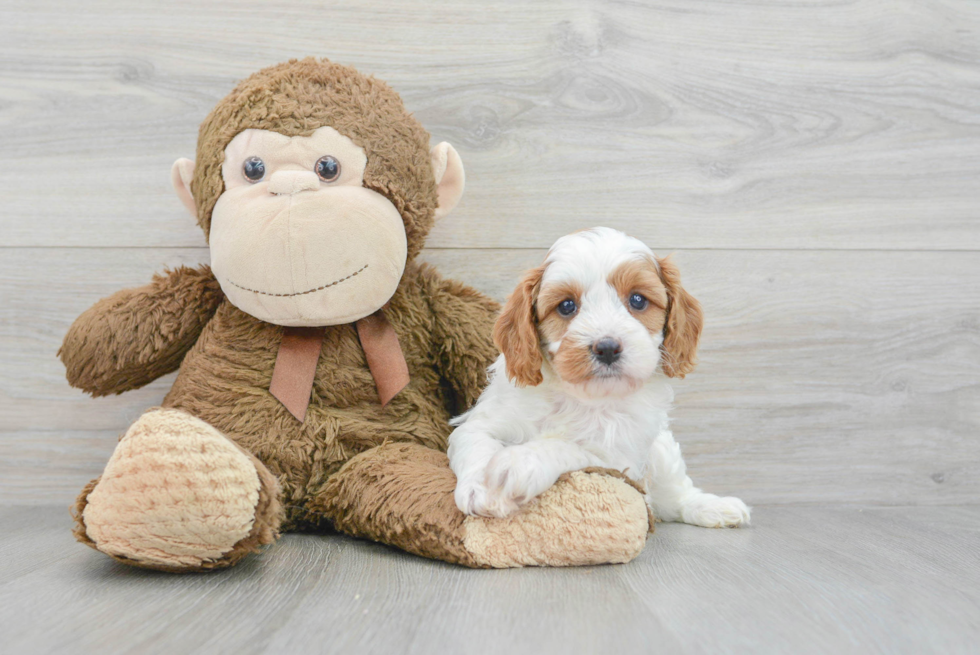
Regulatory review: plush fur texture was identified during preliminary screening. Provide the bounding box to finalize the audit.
[314,442,650,568]
[60,266,223,396]
[461,469,652,567]
[449,228,751,528]
[62,60,653,571]
[158,261,499,531]
[313,441,482,567]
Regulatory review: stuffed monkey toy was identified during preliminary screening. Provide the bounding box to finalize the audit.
[61,58,651,571]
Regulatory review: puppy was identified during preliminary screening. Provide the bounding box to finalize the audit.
[448,227,750,528]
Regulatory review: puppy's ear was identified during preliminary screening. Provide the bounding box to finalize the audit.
[658,256,703,379]
[494,265,546,387]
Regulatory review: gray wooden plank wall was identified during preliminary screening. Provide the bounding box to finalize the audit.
[1,0,978,507]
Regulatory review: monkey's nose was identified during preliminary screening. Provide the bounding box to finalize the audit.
[268,171,320,195]
[592,338,622,366]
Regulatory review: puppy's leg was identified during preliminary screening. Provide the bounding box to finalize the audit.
[482,439,604,518]
[447,423,506,517]
[646,429,750,528]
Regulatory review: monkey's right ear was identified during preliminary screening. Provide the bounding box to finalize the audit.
[171,158,197,218]
[430,142,465,221]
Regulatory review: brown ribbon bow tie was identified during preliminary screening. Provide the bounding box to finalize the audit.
[269,309,410,422]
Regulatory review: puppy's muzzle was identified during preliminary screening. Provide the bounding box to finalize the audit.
[592,338,623,366]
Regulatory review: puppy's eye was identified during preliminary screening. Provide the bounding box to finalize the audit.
[242,157,266,183]
[557,299,578,317]
[315,155,341,182]
[629,293,649,311]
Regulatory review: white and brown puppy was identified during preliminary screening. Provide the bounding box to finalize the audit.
[448,227,750,528]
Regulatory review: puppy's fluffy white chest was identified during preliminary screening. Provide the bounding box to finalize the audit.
[534,379,672,479]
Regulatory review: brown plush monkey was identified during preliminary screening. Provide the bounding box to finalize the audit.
[61,58,651,571]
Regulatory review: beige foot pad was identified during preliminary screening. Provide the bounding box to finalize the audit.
[73,408,282,572]
[314,442,651,568]
[463,469,651,567]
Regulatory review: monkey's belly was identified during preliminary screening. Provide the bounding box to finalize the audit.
[161,303,452,527]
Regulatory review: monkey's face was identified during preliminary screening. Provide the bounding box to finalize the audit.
[208,127,408,326]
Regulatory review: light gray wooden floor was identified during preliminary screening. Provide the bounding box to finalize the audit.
[1,505,978,655]
[2,0,979,652]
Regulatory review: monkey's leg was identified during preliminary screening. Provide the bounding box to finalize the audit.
[310,442,651,568]
[72,408,283,572]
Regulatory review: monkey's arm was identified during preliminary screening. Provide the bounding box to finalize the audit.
[418,264,500,414]
[60,265,224,396]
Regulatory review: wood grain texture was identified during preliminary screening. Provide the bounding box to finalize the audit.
[1,0,979,249]
[2,247,977,505]
[0,505,978,654]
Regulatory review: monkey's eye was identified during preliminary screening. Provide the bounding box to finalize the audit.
[557,299,578,317]
[315,155,341,182]
[629,293,649,311]
[242,157,265,183]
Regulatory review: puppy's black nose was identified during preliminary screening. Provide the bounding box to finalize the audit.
[592,338,622,365]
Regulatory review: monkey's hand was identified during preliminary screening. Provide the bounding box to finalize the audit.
[419,264,500,414]
[59,265,223,396]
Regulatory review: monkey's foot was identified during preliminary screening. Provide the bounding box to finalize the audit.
[462,467,652,567]
[73,408,282,572]
[314,442,651,568]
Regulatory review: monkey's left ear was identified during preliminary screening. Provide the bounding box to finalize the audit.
[171,158,197,218]
[430,143,465,221]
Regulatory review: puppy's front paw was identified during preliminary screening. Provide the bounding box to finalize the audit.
[481,446,557,519]
[454,479,494,517]
[681,494,751,528]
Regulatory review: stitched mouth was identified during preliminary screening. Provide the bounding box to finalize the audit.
[226,264,368,297]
